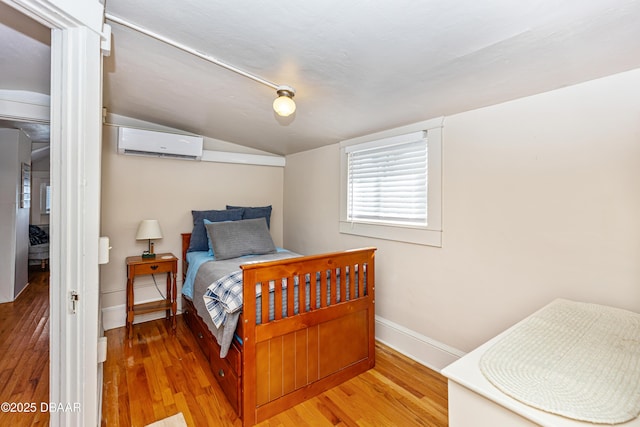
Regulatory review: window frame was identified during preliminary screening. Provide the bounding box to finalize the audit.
[339,117,443,247]
[41,182,51,215]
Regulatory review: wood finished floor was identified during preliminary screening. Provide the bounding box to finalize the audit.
[102,317,449,426]
[0,268,50,427]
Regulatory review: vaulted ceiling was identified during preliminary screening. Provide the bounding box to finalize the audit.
[3,1,640,155]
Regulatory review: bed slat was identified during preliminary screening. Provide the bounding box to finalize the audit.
[260,282,269,324]
[320,269,328,308]
[310,272,317,311]
[286,275,295,318]
[330,268,338,305]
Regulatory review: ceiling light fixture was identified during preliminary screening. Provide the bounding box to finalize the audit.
[273,86,296,117]
[104,13,298,118]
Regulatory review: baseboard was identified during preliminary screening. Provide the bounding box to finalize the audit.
[14,279,31,300]
[103,303,464,372]
[375,315,465,372]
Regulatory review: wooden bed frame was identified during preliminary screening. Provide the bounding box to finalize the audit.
[180,233,376,426]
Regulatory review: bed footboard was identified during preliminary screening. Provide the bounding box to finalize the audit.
[240,248,376,426]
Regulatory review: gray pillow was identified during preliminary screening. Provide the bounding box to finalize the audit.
[188,208,244,252]
[205,217,276,260]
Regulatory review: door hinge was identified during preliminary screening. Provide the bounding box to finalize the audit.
[70,291,79,314]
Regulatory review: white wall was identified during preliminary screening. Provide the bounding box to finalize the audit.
[283,68,640,368]
[0,128,31,302]
[100,124,285,328]
[0,129,19,303]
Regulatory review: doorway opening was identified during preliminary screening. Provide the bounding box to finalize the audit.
[0,3,52,424]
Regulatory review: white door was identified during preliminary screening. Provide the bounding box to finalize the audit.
[49,26,103,426]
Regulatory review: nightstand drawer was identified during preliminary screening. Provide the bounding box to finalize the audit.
[132,260,174,276]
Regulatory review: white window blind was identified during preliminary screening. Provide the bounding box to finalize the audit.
[45,185,51,214]
[41,183,51,214]
[347,132,428,226]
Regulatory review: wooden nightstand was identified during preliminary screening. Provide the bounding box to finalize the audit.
[125,253,178,339]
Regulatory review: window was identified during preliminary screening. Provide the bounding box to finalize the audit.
[41,182,51,214]
[347,132,427,225]
[340,117,443,247]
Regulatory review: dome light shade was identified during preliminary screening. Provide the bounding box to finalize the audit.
[273,86,296,117]
[273,96,296,116]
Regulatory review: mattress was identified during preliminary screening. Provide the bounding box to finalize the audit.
[187,250,300,357]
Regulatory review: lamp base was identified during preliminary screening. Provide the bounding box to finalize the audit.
[141,252,156,259]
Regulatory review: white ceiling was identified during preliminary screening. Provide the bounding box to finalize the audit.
[3,1,640,155]
[0,3,50,94]
[0,2,50,144]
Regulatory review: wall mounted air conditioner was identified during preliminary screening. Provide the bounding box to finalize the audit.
[117,127,203,160]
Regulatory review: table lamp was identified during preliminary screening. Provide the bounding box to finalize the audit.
[135,219,163,258]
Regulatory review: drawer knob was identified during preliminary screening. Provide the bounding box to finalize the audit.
[218,369,225,377]
[198,332,203,339]
[150,265,159,270]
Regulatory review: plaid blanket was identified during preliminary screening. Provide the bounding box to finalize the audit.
[203,270,244,328]
[203,270,292,328]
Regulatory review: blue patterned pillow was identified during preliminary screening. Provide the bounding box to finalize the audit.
[188,208,243,252]
[226,205,272,229]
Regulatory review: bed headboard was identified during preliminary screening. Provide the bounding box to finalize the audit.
[180,233,191,280]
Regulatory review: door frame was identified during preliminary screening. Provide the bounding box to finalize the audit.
[2,1,106,425]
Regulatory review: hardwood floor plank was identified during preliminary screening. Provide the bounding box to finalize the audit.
[324,382,397,426]
[0,269,49,427]
[332,375,416,426]
[102,315,448,426]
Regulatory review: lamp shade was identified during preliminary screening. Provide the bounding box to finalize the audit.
[136,220,163,240]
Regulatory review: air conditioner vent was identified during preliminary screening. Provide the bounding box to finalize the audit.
[121,149,200,160]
